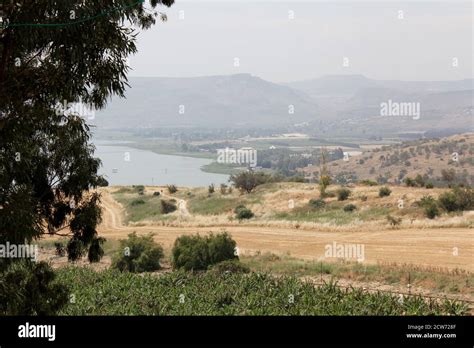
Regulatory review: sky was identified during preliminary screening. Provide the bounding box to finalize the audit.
[128,0,473,83]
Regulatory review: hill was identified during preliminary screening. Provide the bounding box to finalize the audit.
[302,133,474,185]
[93,74,321,129]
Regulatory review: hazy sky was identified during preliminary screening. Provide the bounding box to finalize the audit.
[129,0,473,82]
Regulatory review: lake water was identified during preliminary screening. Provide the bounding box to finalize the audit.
[94,142,229,187]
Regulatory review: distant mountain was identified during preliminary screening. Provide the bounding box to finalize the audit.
[93,74,321,129]
[93,74,473,136]
[287,75,474,99]
[287,75,473,135]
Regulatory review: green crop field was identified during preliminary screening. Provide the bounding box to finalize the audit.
[56,268,468,316]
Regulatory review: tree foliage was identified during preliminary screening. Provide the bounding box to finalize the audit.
[0,0,174,262]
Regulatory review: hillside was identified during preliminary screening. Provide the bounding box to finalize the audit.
[92,74,472,137]
[93,74,322,129]
[302,133,474,185]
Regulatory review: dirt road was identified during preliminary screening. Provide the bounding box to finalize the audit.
[98,191,474,271]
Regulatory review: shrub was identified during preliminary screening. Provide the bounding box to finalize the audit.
[234,205,254,220]
[418,195,436,207]
[404,177,417,187]
[112,232,164,273]
[378,186,392,197]
[133,185,145,195]
[131,199,145,206]
[359,180,378,186]
[336,188,351,201]
[171,232,238,271]
[425,204,440,219]
[438,187,474,212]
[54,242,65,257]
[208,184,215,194]
[167,184,178,194]
[414,174,426,187]
[153,191,161,196]
[343,204,357,212]
[0,261,69,315]
[425,182,434,189]
[359,195,368,202]
[230,171,270,193]
[386,215,402,226]
[220,184,228,194]
[309,198,326,209]
[210,260,250,274]
[161,199,177,214]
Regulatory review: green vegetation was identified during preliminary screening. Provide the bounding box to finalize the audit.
[0,261,69,315]
[171,233,238,271]
[112,233,164,273]
[55,267,468,315]
[167,185,178,194]
[336,188,351,201]
[188,196,242,215]
[378,186,392,197]
[343,204,357,212]
[360,180,378,186]
[386,215,402,226]
[309,198,326,209]
[112,192,174,223]
[230,171,271,193]
[161,199,177,214]
[274,204,389,225]
[241,253,473,296]
[234,205,254,220]
[438,187,474,212]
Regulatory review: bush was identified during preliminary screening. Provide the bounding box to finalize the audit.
[414,175,426,187]
[153,191,161,196]
[0,261,69,315]
[208,184,215,194]
[210,260,250,274]
[161,199,177,214]
[343,204,357,212]
[167,184,178,194]
[220,184,228,194]
[438,187,474,212]
[336,188,351,201]
[54,242,65,257]
[386,215,402,226]
[234,205,254,220]
[112,232,164,273]
[359,195,368,202]
[309,198,326,209]
[438,192,457,212]
[230,171,270,193]
[425,182,434,189]
[133,185,145,195]
[131,199,145,206]
[378,186,392,197]
[404,177,417,187]
[425,204,440,219]
[359,180,378,186]
[171,232,238,271]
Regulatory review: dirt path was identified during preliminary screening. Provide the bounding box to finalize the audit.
[98,191,474,272]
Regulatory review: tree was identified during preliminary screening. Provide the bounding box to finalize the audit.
[230,171,270,193]
[319,147,331,197]
[0,1,174,263]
